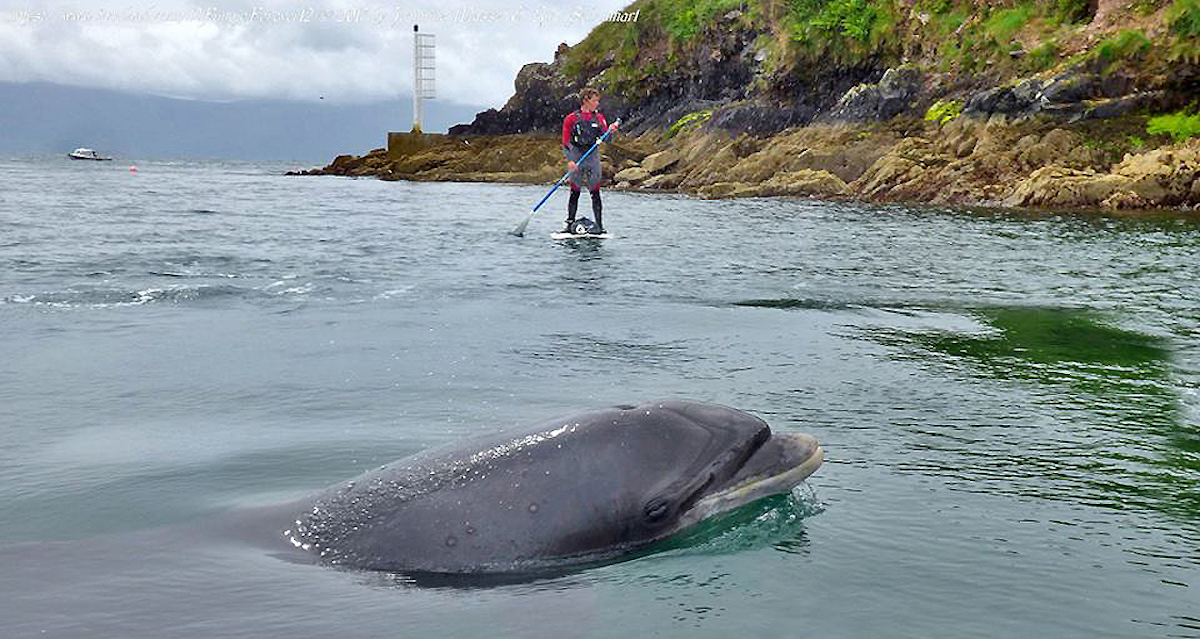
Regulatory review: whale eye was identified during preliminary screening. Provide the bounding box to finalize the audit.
[643,498,671,523]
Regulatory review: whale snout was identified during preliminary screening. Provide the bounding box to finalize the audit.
[682,430,823,527]
[776,432,823,479]
[731,430,822,488]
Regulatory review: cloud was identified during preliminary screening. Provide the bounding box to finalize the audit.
[0,0,637,107]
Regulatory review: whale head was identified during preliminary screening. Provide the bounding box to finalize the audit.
[615,401,823,540]
[288,400,823,574]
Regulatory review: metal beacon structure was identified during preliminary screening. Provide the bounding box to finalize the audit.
[412,25,436,133]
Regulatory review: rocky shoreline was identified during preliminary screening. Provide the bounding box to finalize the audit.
[291,114,1200,212]
[291,0,1200,213]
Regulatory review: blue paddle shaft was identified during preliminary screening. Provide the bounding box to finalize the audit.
[532,118,621,214]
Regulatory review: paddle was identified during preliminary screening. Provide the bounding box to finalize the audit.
[511,118,622,237]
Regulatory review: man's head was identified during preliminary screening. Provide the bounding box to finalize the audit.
[579,87,600,111]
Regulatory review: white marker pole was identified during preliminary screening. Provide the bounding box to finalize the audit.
[412,24,421,133]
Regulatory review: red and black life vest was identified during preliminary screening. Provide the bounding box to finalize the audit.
[570,110,605,149]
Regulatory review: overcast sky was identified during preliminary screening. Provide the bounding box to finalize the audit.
[0,0,638,109]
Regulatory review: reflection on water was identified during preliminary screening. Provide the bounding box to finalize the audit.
[518,332,697,374]
[863,305,1199,525]
[553,237,609,296]
[646,490,820,559]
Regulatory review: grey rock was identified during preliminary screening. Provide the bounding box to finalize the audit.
[709,101,819,137]
[821,67,923,123]
[614,166,651,183]
[641,149,681,174]
[964,61,1155,123]
[450,61,578,135]
[964,78,1046,119]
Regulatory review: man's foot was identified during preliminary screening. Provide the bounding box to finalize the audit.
[561,219,574,233]
[594,226,606,235]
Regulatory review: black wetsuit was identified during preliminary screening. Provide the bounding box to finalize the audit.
[562,109,608,229]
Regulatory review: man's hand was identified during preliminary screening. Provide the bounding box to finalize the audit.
[608,122,619,132]
[568,161,578,171]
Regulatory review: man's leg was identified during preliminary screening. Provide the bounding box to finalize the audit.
[564,146,585,231]
[566,187,580,228]
[590,189,602,231]
[586,153,604,231]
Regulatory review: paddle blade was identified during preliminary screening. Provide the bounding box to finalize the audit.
[510,210,534,237]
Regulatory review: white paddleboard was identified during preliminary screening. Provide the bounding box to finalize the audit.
[551,232,611,240]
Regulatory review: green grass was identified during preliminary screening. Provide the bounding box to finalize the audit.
[809,0,879,41]
[1147,110,1200,142]
[561,0,665,97]
[931,8,968,35]
[1095,30,1152,62]
[667,110,713,138]
[1167,0,1200,60]
[918,0,953,13]
[1053,0,1093,24]
[562,20,635,80]
[1024,40,1059,72]
[559,0,1193,127]
[1169,0,1200,38]
[985,3,1034,41]
[930,2,1053,74]
[785,0,896,53]
[924,99,962,124]
[1132,0,1161,16]
[663,0,745,40]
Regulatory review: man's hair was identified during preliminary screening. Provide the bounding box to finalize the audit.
[579,87,600,102]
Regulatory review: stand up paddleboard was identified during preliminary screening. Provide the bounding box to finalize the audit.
[551,217,610,240]
[551,231,612,240]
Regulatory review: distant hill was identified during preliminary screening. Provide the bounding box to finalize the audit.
[0,82,486,163]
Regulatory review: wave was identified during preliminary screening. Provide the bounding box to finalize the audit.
[734,297,867,311]
[2,271,414,308]
[3,284,250,307]
[0,282,301,308]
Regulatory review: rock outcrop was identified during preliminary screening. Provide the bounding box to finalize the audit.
[1004,142,1200,209]
[298,117,1200,211]
[820,67,923,124]
[303,1,1200,212]
[448,44,581,136]
[963,61,1174,123]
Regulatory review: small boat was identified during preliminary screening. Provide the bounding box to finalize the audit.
[68,148,112,161]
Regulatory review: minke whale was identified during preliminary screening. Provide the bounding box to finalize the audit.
[285,400,823,574]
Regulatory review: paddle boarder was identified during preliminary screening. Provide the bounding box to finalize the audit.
[562,87,618,234]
